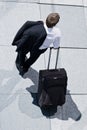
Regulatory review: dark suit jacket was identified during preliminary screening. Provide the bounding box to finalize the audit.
[12,21,47,53]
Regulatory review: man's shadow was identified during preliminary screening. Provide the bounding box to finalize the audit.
[25,67,81,120]
[0,66,21,112]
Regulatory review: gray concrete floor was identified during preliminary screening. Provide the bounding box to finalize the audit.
[0,0,87,130]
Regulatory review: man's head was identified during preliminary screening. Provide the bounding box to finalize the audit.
[46,13,60,28]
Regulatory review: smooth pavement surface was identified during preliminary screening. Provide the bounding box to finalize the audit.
[0,0,87,130]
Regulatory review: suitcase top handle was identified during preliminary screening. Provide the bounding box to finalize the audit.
[47,47,60,70]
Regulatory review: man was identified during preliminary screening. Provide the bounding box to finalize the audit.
[12,13,61,76]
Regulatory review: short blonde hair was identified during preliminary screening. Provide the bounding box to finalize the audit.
[46,13,60,28]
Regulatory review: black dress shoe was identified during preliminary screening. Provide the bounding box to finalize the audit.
[16,63,22,72]
[19,67,28,76]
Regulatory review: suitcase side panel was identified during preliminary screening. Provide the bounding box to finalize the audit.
[38,68,68,106]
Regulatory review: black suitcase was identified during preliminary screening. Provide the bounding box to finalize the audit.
[38,48,68,107]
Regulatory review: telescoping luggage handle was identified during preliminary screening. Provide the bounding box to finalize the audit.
[47,47,60,70]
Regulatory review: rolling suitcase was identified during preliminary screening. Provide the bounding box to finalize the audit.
[38,47,68,107]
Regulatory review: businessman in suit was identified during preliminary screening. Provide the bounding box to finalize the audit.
[12,13,61,76]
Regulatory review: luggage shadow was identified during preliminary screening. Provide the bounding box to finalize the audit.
[25,67,57,117]
[50,90,82,121]
[26,90,57,117]
[25,68,81,120]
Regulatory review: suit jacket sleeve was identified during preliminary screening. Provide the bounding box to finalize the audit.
[12,21,29,45]
[16,35,30,52]
[12,21,42,46]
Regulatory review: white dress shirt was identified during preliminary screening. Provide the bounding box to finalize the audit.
[39,23,61,49]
